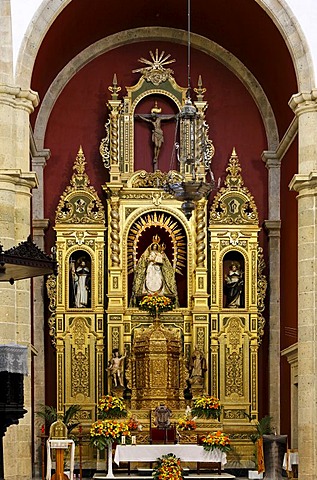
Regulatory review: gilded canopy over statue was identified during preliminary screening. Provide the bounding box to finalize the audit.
[130,235,179,307]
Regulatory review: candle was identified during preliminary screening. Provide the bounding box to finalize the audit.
[41,424,45,434]
[131,435,136,445]
[121,435,126,445]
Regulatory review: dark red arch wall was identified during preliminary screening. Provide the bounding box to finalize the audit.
[43,41,268,248]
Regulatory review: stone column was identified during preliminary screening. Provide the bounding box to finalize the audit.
[289,90,317,480]
[262,152,281,432]
[0,2,39,480]
[31,138,50,476]
[281,343,298,448]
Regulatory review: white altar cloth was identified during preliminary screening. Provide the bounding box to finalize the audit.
[283,451,299,471]
[114,444,227,466]
[46,439,75,480]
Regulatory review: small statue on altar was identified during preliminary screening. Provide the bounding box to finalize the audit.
[189,347,207,385]
[130,235,179,307]
[154,403,172,428]
[107,348,126,387]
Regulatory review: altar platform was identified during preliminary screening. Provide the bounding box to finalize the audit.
[94,472,236,480]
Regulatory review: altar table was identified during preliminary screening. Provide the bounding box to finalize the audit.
[114,444,227,466]
[283,451,298,471]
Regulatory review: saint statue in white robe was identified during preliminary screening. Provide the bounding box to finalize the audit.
[130,236,179,307]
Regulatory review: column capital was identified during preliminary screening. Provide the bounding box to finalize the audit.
[32,149,51,169]
[263,220,281,237]
[32,219,50,238]
[0,169,38,189]
[289,172,317,192]
[289,89,317,116]
[261,150,281,169]
[0,84,39,113]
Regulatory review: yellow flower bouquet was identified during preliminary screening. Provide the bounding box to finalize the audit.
[201,430,231,453]
[90,419,130,450]
[152,453,184,480]
[191,395,222,420]
[97,395,128,419]
[139,294,175,315]
[177,417,197,431]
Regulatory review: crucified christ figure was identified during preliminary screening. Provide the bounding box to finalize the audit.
[136,106,176,171]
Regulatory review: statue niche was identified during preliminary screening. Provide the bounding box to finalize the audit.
[127,213,187,308]
[223,251,245,308]
[69,250,91,309]
[130,234,179,307]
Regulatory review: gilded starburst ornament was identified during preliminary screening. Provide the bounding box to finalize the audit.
[133,49,176,86]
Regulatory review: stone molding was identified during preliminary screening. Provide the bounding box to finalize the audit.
[289,172,317,193]
[262,151,281,169]
[0,169,38,190]
[32,218,50,238]
[263,220,281,237]
[0,84,39,113]
[289,89,317,116]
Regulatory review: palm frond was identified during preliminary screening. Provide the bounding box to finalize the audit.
[256,415,273,436]
[36,404,58,426]
[36,403,82,434]
[63,404,81,425]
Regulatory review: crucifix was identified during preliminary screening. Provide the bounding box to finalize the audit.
[135,102,176,171]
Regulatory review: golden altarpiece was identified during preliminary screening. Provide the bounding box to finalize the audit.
[47,52,266,468]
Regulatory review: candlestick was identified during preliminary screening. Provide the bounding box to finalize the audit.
[131,435,136,445]
[121,435,126,445]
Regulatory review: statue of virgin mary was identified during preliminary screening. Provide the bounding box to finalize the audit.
[130,236,179,307]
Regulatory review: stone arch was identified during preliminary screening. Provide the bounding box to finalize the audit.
[15,0,72,89]
[15,0,314,94]
[33,27,279,151]
[254,0,315,90]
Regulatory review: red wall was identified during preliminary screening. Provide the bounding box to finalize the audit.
[43,41,268,246]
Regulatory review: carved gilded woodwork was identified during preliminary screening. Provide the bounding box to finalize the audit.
[48,147,105,438]
[209,150,266,428]
[100,50,213,183]
[131,320,186,409]
[210,148,258,225]
[46,52,269,469]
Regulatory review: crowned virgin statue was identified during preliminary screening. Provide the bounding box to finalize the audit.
[130,235,179,307]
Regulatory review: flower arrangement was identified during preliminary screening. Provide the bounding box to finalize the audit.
[127,416,140,431]
[200,430,231,453]
[97,395,128,419]
[152,453,184,480]
[177,417,197,431]
[191,395,222,420]
[90,419,130,450]
[139,294,175,315]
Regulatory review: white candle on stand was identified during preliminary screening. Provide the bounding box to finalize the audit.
[131,435,136,445]
[121,435,126,445]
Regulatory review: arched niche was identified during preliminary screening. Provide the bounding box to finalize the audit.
[68,250,92,309]
[222,250,245,309]
[127,210,188,308]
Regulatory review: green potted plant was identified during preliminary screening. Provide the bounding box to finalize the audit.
[36,403,82,438]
